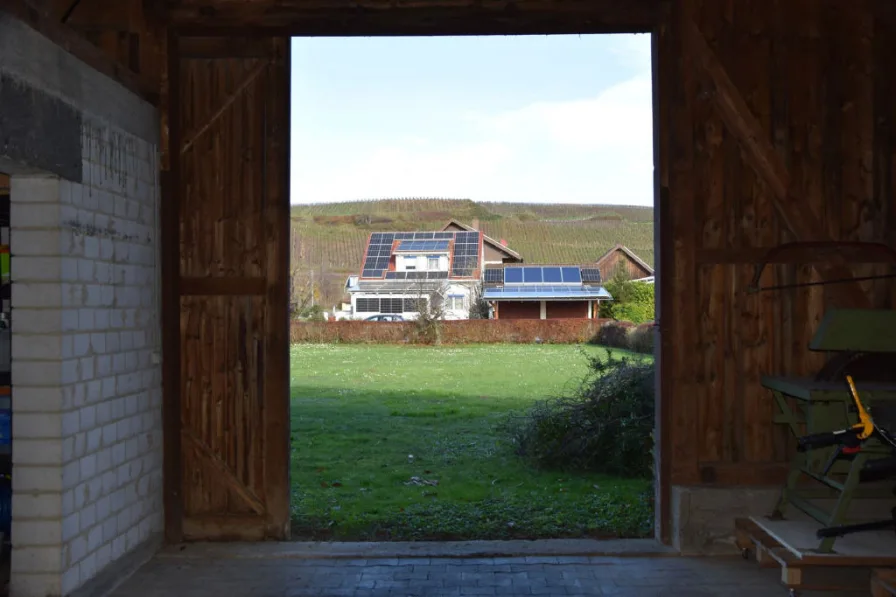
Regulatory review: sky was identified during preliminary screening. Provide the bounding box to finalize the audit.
[290,34,653,206]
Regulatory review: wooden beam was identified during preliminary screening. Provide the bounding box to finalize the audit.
[160,30,182,545]
[1,0,157,104]
[178,36,274,58]
[163,0,668,35]
[684,19,871,308]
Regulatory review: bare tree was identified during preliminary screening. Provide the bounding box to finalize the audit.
[468,284,491,319]
[411,281,447,345]
[289,268,322,320]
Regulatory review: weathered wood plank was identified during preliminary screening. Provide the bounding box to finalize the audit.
[685,16,871,309]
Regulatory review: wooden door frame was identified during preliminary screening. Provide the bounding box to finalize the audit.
[160,10,674,546]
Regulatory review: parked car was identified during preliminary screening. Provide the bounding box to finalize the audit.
[365,314,405,322]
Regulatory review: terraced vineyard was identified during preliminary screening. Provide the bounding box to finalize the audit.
[290,198,654,306]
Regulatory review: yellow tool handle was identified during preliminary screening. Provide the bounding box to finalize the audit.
[846,374,874,440]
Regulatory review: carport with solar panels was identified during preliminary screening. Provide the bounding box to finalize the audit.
[482,265,612,320]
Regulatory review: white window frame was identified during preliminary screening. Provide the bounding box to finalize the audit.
[446,295,465,311]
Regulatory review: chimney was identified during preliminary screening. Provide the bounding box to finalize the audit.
[500,239,507,246]
[471,218,480,230]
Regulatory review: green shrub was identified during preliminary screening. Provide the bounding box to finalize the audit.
[501,351,655,478]
[628,323,655,355]
[600,270,655,325]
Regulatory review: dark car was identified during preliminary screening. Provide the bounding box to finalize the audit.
[365,314,405,322]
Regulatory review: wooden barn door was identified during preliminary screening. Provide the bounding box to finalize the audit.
[166,36,290,541]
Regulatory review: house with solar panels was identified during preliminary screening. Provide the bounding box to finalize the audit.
[481,264,612,320]
[347,230,490,320]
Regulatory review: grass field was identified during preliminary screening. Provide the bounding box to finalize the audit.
[289,343,654,541]
[290,198,654,305]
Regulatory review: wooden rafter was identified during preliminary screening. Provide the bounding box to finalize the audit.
[182,428,266,515]
[60,0,82,23]
[162,0,667,34]
[684,19,871,308]
[180,58,270,155]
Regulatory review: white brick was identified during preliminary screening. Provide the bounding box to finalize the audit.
[11,203,61,228]
[13,413,62,440]
[11,493,62,520]
[68,535,87,566]
[62,513,80,542]
[12,519,62,546]
[13,466,64,492]
[11,332,63,360]
[10,574,62,597]
[61,564,81,596]
[11,256,62,282]
[10,229,63,256]
[12,309,64,335]
[11,546,62,574]
[11,176,60,204]
[11,439,62,466]
[12,283,63,308]
[12,386,64,413]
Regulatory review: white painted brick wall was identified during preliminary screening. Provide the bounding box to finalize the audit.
[9,116,162,597]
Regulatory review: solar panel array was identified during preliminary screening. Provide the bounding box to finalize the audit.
[482,285,611,299]
[450,231,481,278]
[581,268,602,283]
[502,266,582,285]
[361,232,456,278]
[385,271,449,280]
[395,240,450,252]
[483,268,504,284]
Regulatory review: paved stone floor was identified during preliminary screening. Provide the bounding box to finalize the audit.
[107,554,857,596]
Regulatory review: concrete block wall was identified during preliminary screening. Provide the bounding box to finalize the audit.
[9,117,162,596]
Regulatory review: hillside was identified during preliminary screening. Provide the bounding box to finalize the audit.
[290,198,654,307]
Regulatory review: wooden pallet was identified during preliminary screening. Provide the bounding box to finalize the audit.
[873,569,896,596]
[735,517,896,595]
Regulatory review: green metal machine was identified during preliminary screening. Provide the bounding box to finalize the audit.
[762,308,896,553]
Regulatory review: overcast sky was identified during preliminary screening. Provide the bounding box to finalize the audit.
[289,34,653,206]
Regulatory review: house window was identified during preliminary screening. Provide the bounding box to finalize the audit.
[356,298,378,313]
[427,256,440,270]
[446,295,465,311]
[404,255,418,270]
[381,298,404,314]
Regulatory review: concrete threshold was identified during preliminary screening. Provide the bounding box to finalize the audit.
[158,538,677,560]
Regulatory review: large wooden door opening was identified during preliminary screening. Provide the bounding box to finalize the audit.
[286,33,659,543]
[163,3,669,545]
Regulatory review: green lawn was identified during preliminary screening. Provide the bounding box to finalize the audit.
[289,343,653,541]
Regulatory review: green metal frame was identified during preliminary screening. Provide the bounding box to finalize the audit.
[763,309,896,553]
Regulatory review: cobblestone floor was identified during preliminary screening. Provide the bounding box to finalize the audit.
[107,554,855,596]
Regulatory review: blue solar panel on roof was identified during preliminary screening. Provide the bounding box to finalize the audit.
[561,267,582,283]
[504,268,523,283]
[542,267,562,283]
[482,285,611,300]
[523,267,543,283]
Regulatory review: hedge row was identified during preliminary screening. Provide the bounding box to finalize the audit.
[290,318,612,344]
